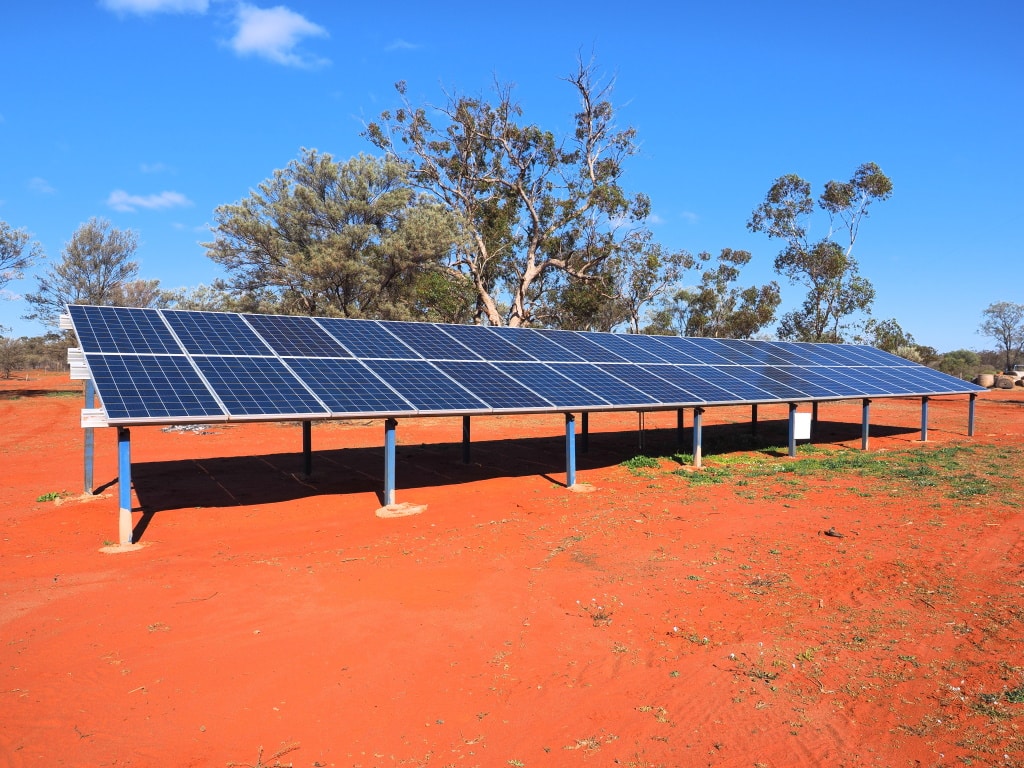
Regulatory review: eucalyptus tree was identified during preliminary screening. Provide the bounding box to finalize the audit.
[978,300,1024,371]
[748,163,892,342]
[205,150,460,319]
[0,220,44,293]
[366,60,651,327]
[23,218,150,327]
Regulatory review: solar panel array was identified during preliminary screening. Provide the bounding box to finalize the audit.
[66,305,984,426]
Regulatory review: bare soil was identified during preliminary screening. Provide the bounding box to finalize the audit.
[2,373,1023,767]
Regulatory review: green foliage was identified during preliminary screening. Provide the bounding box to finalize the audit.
[366,61,653,328]
[0,220,44,292]
[36,491,65,502]
[978,300,1024,371]
[0,334,26,378]
[205,151,459,320]
[748,163,892,342]
[23,218,153,327]
[937,348,981,379]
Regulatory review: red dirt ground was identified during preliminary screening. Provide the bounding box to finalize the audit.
[2,372,1022,768]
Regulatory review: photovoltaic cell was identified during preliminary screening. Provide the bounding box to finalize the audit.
[433,361,554,410]
[86,354,224,421]
[193,356,327,417]
[585,333,669,363]
[536,329,628,362]
[759,366,844,398]
[491,362,610,407]
[438,324,537,361]
[245,314,351,357]
[688,338,763,365]
[284,358,414,415]
[684,366,779,401]
[640,365,737,403]
[595,363,698,403]
[489,327,585,362]
[383,321,483,360]
[163,310,272,356]
[555,363,659,406]
[69,305,182,354]
[637,335,706,364]
[361,359,488,412]
[315,318,419,359]
[666,337,733,364]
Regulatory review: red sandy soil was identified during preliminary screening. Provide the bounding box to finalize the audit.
[2,372,1023,768]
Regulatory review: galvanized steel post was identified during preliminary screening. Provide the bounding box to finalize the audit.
[692,407,704,468]
[84,379,95,494]
[788,403,798,458]
[302,420,312,477]
[921,396,929,442]
[968,393,976,436]
[117,427,132,545]
[581,412,589,454]
[462,415,471,464]
[384,418,397,506]
[565,413,576,488]
[861,399,871,450]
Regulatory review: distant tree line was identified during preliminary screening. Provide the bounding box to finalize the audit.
[1,60,1015,381]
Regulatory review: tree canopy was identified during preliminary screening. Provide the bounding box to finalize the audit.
[366,61,653,328]
[0,221,44,295]
[23,218,153,328]
[978,300,1024,371]
[747,163,892,342]
[205,150,461,320]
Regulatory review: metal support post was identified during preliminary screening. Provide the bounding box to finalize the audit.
[811,401,819,438]
[921,396,929,442]
[117,427,132,546]
[384,418,397,506]
[302,420,312,477]
[676,408,684,450]
[751,403,758,436]
[581,412,589,454]
[638,411,645,452]
[462,415,471,464]
[692,407,704,468]
[861,399,871,451]
[788,402,798,458]
[84,379,95,494]
[565,413,576,488]
[968,393,976,437]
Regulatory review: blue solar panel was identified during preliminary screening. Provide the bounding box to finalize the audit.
[437,324,537,361]
[491,362,610,407]
[896,366,975,392]
[689,338,763,365]
[596,363,698,403]
[536,330,628,362]
[686,366,779,401]
[245,314,351,357]
[554,363,659,406]
[825,367,915,395]
[666,337,733,364]
[361,359,488,412]
[639,365,738,403]
[315,318,420,359]
[586,333,669,363]
[383,321,483,360]
[739,368,814,399]
[69,305,182,354]
[758,366,843,398]
[193,356,328,417]
[769,341,836,366]
[489,327,585,361]
[284,358,415,415]
[163,310,272,356]
[433,361,554,410]
[86,354,224,421]
[637,336,707,364]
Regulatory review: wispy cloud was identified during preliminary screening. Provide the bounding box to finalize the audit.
[230,4,329,67]
[140,161,173,174]
[107,189,193,212]
[100,0,208,14]
[28,177,55,195]
[385,39,418,52]
[680,211,699,224]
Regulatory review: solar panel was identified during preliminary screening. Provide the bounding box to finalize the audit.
[554,363,659,406]
[595,363,697,403]
[636,335,707,364]
[69,304,182,355]
[640,364,739,403]
[489,327,585,361]
[383,321,483,360]
[686,366,779,401]
[284,358,415,415]
[491,362,611,407]
[245,314,351,357]
[759,366,844,398]
[689,338,763,365]
[87,354,225,421]
[315,318,420,359]
[586,333,669,364]
[537,329,628,362]
[192,356,328,417]
[433,360,554,410]
[361,359,488,412]
[163,310,272,356]
[437,324,537,361]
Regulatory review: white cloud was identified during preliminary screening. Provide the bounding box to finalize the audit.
[230,3,329,67]
[100,0,208,14]
[140,162,173,174]
[680,211,699,224]
[385,39,418,52]
[107,189,193,212]
[28,177,55,195]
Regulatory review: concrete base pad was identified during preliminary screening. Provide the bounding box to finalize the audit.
[375,502,428,518]
[100,543,146,554]
[568,483,597,493]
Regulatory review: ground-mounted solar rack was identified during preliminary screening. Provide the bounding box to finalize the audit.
[63,305,986,546]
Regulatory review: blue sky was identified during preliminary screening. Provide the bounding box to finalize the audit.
[1,0,1021,351]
